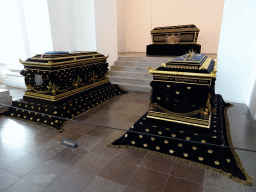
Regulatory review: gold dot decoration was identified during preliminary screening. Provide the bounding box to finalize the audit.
[192,146,197,150]
[214,130,217,132]
[23,116,26,119]
[143,143,148,148]
[201,140,206,143]
[212,136,217,138]
[185,137,190,140]
[178,143,183,147]
[194,133,198,136]
[226,158,231,163]
[156,146,160,150]
[17,114,20,117]
[169,149,174,154]
[30,117,33,120]
[125,134,128,137]
[44,120,47,123]
[180,131,184,133]
[183,153,188,157]
[151,137,155,141]
[158,131,162,135]
[214,161,220,165]
[207,149,213,154]
[164,140,169,144]
[139,135,143,138]
[140,122,143,124]
[131,141,136,145]
[51,122,54,125]
[171,134,176,138]
[37,119,40,122]
[166,128,170,131]
[157,97,161,100]
[198,157,204,161]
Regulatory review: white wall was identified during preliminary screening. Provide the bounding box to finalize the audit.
[117,0,126,53]
[125,0,152,52]
[121,0,224,53]
[73,0,96,51]
[0,0,28,69]
[22,0,53,56]
[94,0,118,66]
[216,0,256,115]
[47,0,75,52]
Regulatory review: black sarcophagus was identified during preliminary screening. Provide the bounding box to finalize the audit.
[4,51,122,131]
[147,51,217,129]
[151,24,200,45]
[147,24,201,56]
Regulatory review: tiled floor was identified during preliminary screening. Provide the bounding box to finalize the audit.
[0,87,255,192]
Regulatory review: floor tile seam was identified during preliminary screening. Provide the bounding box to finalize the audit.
[168,174,207,186]
[161,174,171,192]
[138,164,170,175]
[1,156,47,178]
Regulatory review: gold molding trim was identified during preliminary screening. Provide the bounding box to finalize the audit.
[24,79,110,101]
[148,60,218,78]
[147,110,211,128]
[21,57,107,68]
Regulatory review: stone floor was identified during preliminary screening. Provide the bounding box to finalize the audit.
[0,86,255,192]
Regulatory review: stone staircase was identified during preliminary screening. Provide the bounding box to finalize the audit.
[108,56,174,92]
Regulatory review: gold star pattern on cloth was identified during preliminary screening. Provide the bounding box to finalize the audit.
[143,143,148,148]
[169,149,174,154]
[183,153,189,157]
[207,149,213,154]
[109,95,253,186]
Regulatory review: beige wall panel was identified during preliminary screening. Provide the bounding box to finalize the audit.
[151,0,224,53]
[126,0,152,52]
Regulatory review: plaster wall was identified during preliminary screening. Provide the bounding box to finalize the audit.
[22,0,53,56]
[122,0,224,53]
[94,0,118,67]
[117,0,126,53]
[216,0,256,118]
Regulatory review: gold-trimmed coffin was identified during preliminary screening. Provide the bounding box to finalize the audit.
[20,52,109,102]
[148,59,218,86]
[147,53,218,129]
[151,24,200,44]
